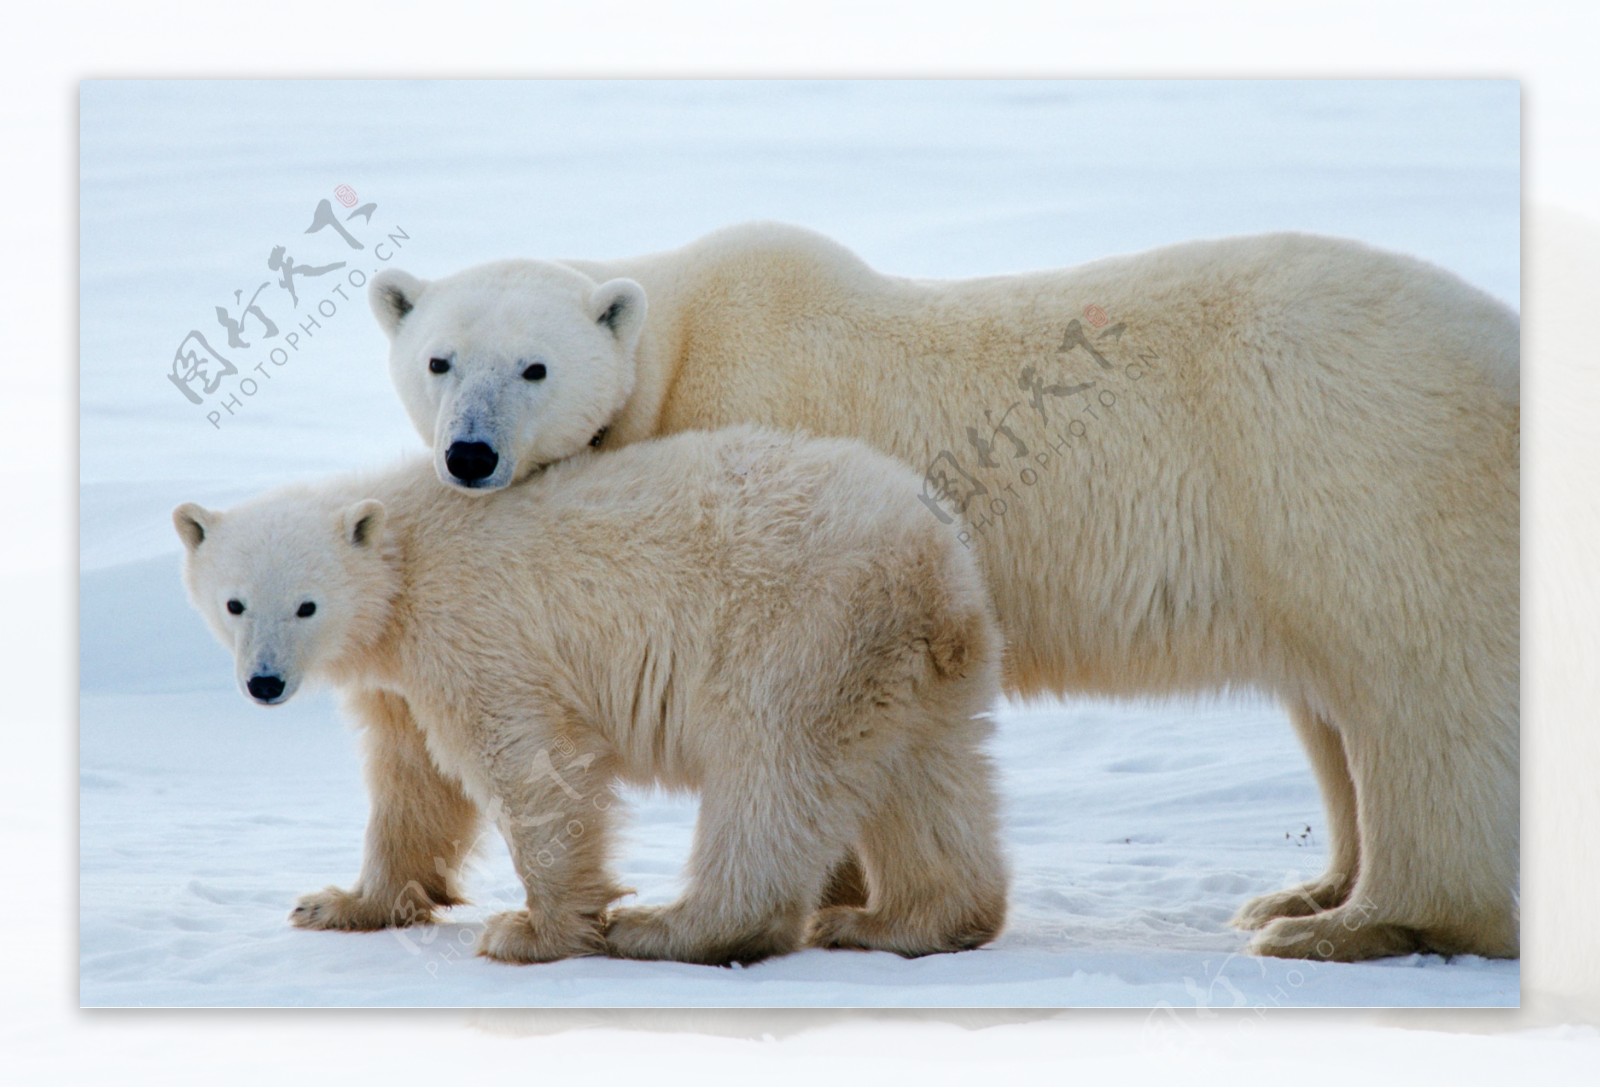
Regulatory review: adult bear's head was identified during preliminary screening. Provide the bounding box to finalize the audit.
[370,260,647,492]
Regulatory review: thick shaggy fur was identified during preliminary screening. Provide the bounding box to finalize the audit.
[176,428,1007,965]
[373,224,1520,961]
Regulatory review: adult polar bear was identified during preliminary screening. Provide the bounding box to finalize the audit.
[370,223,1519,963]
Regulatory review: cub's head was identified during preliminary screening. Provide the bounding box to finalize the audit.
[369,260,647,493]
[173,496,391,706]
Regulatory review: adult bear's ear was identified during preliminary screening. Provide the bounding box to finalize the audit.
[369,270,427,337]
[341,499,387,548]
[590,278,648,352]
[172,502,215,552]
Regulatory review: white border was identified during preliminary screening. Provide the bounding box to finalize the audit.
[16,1,1600,1082]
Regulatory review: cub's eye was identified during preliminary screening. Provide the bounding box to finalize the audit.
[428,358,451,375]
[522,362,547,382]
[297,601,317,618]
[226,599,245,615]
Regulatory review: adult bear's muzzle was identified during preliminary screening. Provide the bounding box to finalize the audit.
[445,441,500,486]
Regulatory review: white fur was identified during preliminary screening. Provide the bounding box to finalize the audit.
[371,262,646,490]
[173,498,386,704]
[372,224,1521,961]
[176,428,1008,965]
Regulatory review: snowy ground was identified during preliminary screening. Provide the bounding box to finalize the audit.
[79,79,1521,1008]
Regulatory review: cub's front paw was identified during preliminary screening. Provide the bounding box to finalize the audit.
[290,883,450,931]
[476,908,606,964]
[290,885,436,931]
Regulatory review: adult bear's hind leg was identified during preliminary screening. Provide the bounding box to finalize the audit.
[1249,684,1518,962]
[1231,701,1359,930]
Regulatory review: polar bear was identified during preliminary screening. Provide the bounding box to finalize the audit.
[174,426,1007,965]
[370,224,1520,963]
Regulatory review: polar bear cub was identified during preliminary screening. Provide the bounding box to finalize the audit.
[174,426,1008,965]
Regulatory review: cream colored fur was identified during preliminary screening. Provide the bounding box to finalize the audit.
[374,224,1520,961]
[176,427,1008,965]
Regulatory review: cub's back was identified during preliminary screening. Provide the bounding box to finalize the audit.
[437,426,983,661]
[492,425,952,567]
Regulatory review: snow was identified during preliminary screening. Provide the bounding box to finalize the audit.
[79,79,1522,1008]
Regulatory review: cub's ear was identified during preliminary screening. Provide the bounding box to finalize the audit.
[341,499,387,548]
[369,270,427,337]
[590,278,648,352]
[172,502,215,552]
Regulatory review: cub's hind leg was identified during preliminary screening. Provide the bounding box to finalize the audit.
[809,715,1008,958]
[818,850,869,909]
[606,744,857,966]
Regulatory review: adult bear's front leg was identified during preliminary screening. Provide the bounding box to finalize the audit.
[291,689,481,932]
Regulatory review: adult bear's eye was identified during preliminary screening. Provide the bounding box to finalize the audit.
[226,599,245,615]
[297,601,317,618]
[428,357,450,374]
[522,362,547,382]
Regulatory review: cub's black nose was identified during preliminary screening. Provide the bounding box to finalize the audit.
[446,441,499,484]
[248,674,286,702]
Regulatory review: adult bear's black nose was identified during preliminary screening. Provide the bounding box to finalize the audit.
[248,674,286,702]
[446,441,499,484]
